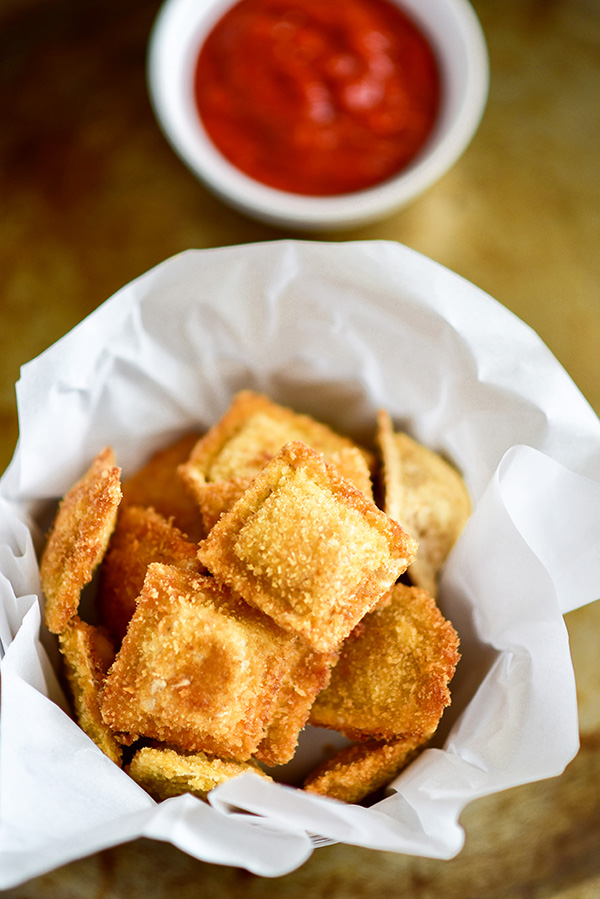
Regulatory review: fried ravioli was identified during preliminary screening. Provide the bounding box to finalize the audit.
[254,644,338,767]
[309,583,460,740]
[99,505,202,643]
[41,447,122,634]
[377,410,471,596]
[303,734,425,803]
[42,397,467,808]
[100,564,299,760]
[198,442,417,653]
[121,432,204,541]
[127,746,272,802]
[328,446,374,501]
[58,617,122,765]
[179,390,374,529]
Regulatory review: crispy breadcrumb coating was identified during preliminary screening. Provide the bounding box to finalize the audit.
[303,734,425,803]
[41,447,121,634]
[42,398,467,808]
[254,643,338,766]
[377,410,471,596]
[121,432,204,541]
[99,505,202,643]
[179,391,374,529]
[58,617,122,764]
[198,442,417,653]
[127,746,271,802]
[100,564,301,760]
[309,583,460,740]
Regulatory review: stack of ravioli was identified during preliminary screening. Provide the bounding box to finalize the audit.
[40,391,468,803]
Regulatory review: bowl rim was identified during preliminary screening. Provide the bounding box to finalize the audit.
[147,0,490,230]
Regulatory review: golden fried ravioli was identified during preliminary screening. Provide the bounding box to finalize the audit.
[58,617,122,764]
[198,442,417,654]
[127,746,271,802]
[100,564,300,760]
[42,398,466,808]
[377,410,471,596]
[121,432,204,541]
[328,447,374,501]
[99,505,202,643]
[309,583,460,740]
[303,734,425,803]
[179,391,374,530]
[254,642,338,766]
[41,447,122,634]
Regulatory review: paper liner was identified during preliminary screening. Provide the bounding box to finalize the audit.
[1,240,599,887]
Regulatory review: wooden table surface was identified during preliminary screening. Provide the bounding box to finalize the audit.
[1,0,599,895]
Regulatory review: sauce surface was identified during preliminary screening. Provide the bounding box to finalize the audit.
[194,0,441,196]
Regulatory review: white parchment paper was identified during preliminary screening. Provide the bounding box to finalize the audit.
[1,239,600,887]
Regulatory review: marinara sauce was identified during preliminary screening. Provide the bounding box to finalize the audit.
[194,0,441,196]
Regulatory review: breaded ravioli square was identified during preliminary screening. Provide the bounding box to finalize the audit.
[127,746,271,802]
[121,432,204,541]
[309,583,460,740]
[303,734,425,804]
[179,391,374,530]
[100,564,297,760]
[41,447,122,634]
[377,410,471,596]
[99,505,202,644]
[198,442,417,653]
[254,643,338,766]
[58,617,122,765]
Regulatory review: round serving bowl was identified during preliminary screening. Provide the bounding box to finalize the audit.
[147,0,489,231]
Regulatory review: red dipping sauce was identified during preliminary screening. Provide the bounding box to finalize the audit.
[194,0,441,196]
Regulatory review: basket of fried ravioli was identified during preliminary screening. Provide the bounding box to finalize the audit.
[40,391,469,806]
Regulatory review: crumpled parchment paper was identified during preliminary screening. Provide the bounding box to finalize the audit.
[1,239,599,888]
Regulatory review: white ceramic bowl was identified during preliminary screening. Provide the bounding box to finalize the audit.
[147,0,489,231]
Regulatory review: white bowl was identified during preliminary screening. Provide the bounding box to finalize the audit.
[147,0,489,230]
